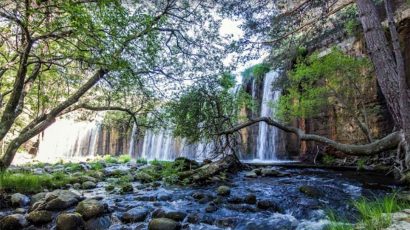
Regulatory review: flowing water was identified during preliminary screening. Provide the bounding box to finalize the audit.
[255,70,283,161]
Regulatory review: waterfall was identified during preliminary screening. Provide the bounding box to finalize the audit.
[255,70,281,160]
[128,122,137,157]
[138,129,212,161]
[36,118,102,163]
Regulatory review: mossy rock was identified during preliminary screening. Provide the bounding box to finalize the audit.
[120,184,134,194]
[299,185,321,198]
[75,199,105,220]
[216,186,231,196]
[148,218,181,230]
[27,210,53,225]
[56,212,85,230]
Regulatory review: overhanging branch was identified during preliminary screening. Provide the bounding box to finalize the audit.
[220,117,401,156]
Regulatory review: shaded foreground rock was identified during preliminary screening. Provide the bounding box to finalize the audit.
[56,212,85,230]
[121,207,149,223]
[0,214,28,230]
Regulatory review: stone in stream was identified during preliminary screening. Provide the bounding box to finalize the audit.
[76,199,106,220]
[31,189,82,211]
[186,213,201,224]
[256,199,281,212]
[244,171,258,178]
[215,217,239,228]
[216,185,231,196]
[120,183,133,193]
[82,181,97,189]
[85,215,112,230]
[244,194,257,204]
[0,214,28,230]
[27,210,53,225]
[299,185,322,198]
[205,202,218,213]
[121,207,149,223]
[56,212,85,230]
[148,218,181,230]
[151,208,187,221]
[260,168,287,177]
[11,193,30,207]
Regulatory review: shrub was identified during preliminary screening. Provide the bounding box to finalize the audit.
[118,154,131,163]
[89,161,104,171]
[103,155,118,164]
[136,158,148,164]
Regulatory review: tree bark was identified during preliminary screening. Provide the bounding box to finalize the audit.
[355,0,402,127]
[220,117,401,156]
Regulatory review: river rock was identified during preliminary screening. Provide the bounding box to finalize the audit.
[205,202,218,213]
[260,168,286,177]
[11,193,30,207]
[228,196,244,204]
[31,192,46,204]
[27,210,53,225]
[244,194,257,204]
[244,171,258,178]
[121,207,149,223]
[157,192,172,201]
[256,199,281,211]
[215,217,238,228]
[216,186,231,196]
[56,212,85,230]
[120,184,133,193]
[299,185,321,198]
[85,215,112,230]
[164,210,187,221]
[32,189,82,211]
[186,213,201,224]
[76,199,106,220]
[148,218,181,230]
[82,181,97,189]
[0,214,28,230]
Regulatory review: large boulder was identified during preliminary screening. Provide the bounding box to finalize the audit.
[27,210,53,225]
[148,218,181,230]
[121,207,149,223]
[76,199,106,220]
[31,189,82,211]
[56,212,85,230]
[0,214,28,230]
[11,193,30,207]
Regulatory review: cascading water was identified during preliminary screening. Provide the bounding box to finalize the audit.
[36,117,102,163]
[139,129,211,161]
[255,70,282,160]
[128,122,137,158]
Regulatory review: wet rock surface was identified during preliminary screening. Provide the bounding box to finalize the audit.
[0,162,399,230]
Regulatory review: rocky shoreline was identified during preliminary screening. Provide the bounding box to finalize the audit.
[0,157,406,230]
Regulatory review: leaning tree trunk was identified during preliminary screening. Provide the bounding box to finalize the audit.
[356,0,410,169]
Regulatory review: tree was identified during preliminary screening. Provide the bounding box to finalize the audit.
[0,0,227,169]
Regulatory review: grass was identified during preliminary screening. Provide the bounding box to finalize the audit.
[327,194,410,230]
[136,158,148,164]
[0,171,72,193]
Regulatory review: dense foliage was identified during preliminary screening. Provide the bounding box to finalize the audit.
[275,48,377,141]
[166,74,253,144]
